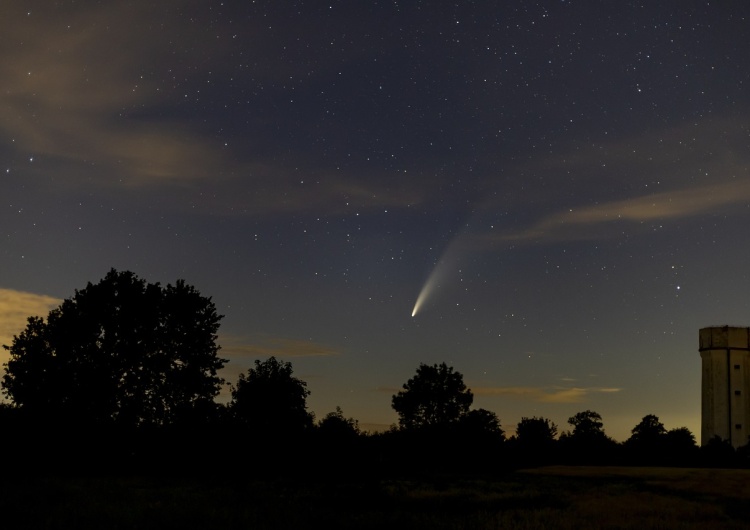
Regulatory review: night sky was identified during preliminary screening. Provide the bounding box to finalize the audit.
[2,1,749,440]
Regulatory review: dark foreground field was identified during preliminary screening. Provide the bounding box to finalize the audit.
[2,466,749,529]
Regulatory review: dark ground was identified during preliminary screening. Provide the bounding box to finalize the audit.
[2,466,749,530]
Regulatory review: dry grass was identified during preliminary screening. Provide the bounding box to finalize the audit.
[381,466,750,529]
[2,467,749,529]
[514,466,750,529]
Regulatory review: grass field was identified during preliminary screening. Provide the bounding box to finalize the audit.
[2,466,749,529]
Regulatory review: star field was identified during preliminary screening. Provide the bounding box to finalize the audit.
[1,1,750,439]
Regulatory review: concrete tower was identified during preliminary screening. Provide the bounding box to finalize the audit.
[699,326,750,448]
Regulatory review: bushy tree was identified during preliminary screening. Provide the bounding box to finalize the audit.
[459,408,505,442]
[568,410,605,439]
[701,435,736,467]
[2,269,226,428]
[664,426,696,449]
[663,426,699,465]
[318,406,360,439]
[311,406,363,476]
[628,414,666,446]
[516,416,558,447]
[510,416,559,465]
[624,414,668,464]
[230,356,313,436]
[391,362,473,429]
[560,410,617,463]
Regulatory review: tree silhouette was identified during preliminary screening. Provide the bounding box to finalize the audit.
[628,414,666,445]
[701,435,736,467]
[2,269,225,428]
[664,426,696,449]
[567,410,605,438]
[516,416,557,447]
[391,362,473,429]
[318,406,360,440]
[509,417,559,466]
[560,410,617,464]
[459,408,505,441]
[663,426,699,465]
[624,414,668,464]
[230,356,314,437]
[314,406,363,476]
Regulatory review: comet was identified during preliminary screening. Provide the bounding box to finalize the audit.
[411,273,438,317]
[411,204,514,317]
[411,233,468,317]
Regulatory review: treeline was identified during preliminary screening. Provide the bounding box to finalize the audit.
[0,357,745,477]
[0,270,746,477]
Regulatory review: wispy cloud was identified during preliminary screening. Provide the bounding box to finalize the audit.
[219,334,340,360]
[0,3,227,188]
[481,179,750,244]
[469,116,750,245]
[0,288,61,361]
[0,3,434,217]
[473,386,621,404]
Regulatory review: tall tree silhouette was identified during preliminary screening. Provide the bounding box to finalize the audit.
[230,356,313,437]
[391,362,473,429]
[2,269,225,428]
[567,410,606,439]
[560,410,617,463]
[628,414,666,444]
[624,414,668,464]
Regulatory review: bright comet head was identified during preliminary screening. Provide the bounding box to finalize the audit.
[410,272,436,317]
[410,228,469,317]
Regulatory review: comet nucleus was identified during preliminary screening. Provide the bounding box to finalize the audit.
[410,234,467,317]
